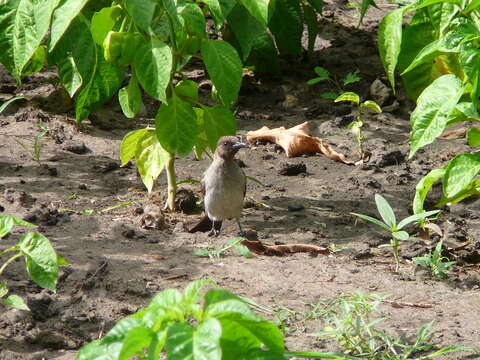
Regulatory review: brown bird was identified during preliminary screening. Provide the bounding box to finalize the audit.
[189,136,248,236]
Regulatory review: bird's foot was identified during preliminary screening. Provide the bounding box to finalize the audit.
[208,229,220,237]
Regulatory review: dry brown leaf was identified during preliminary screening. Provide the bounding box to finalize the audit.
[241,239,330,256]
[246,122,360,165]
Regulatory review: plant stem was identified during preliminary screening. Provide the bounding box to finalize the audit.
[0,252,23,276]
[391,238,399,272]
[165,153,177,211]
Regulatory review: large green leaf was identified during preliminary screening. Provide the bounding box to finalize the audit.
[246,32,280,74]
[203,105,237,151]
[0,0,20,74]
[268,0,303,57]
[118,327,155,360]
[302,2,318,55]
[374,194,396,227]
[90,5,121,46]
[155,94,198,156]
[238,0,270,27]
[179,3,206,37]
[413,168,445,216]
[18,232,59,291]
[378,7,404,91]
[119,73,142,119]
[124,0,157,32]
[201,39,242,106]
[13,0,61,78]
[410,74,464,157]
[75,50,124,121]
[401,39,454,75]
[427,2,458,35]
[120,128,148,166]
[49,0,89,51]
[166,319,222,360]
[227,4,265,61]
[443,153,480,198]
[134,130,170,193]
[134,38,172,103]
[202,0,224,25]
[467,128,480,147]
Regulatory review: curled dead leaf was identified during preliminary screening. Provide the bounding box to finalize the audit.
[241,239,330,256]
[246,122,361,165]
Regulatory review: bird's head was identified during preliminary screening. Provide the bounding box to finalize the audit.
[215,136,248,160]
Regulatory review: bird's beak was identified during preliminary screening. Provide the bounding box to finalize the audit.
[233,142,248,150]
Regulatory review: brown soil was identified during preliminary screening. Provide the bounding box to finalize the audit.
[1,1,479,359]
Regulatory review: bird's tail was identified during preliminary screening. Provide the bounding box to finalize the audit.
[189,215,222,233]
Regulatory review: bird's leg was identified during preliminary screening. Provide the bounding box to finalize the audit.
[236,220,245,237]
[208,220,220,237]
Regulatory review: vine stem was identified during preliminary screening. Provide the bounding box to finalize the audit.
[164,153,177,211]
[0,252,23,276]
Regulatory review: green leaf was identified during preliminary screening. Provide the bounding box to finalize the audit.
[334,92,360,105]
[119,74,142,119]
[119,326,155,360]
[392,231,409,241]
[238,0,270,27]
[427,2,458,35]
[18,232,59,291]
[306,0,323,12]
[0,215,35,238]
[49,0,89,51]
[0,0,20,75]
[90,5,122,46]
[360,100,382,113]
[351,213,390,231]
[13,0,61,78]
[75,50,124,122]
[374,194,396,227]
[343,70,361,86]
[227,4,265,61]
[201,39,242,106]
[155,94,198,156]
[51,15,96,97]
[269,0,303,57]
[203,105,237,151]
[302,3,318,55]
[413,168,445,216]
[120,128,149,166]
[397,210,441,229]
[314,66,330,80]
[236,244,255,258]
[378,7,404,91]
[175,79,198,102]
[410,74,464,157]
[76,339,123,360]
[467,128,480,147]
[202,0,224,25]
[246,32,280,74]
[2,294,30,310]
[183,279,213,305]
[124,0,157,32]
[166,319,222,360]
[321,92,339,100]
[134,130,170,193]
[358,0,378,26]
[465,0,480,14]
[0,283,7,298]
[179,3,206,37]
[443,153,480,198]
[134,38,172,103]
[21,44,45,76]
[0,96,25,115]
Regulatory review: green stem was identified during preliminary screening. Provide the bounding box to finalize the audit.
[0,252,23,276]
[0,245,19,258]
[391,238,399,272]
[165,153,177,211]
[119,16,128,33]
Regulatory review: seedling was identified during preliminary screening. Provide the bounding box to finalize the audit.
[413,241,455,279]
[13,120,49,165]
[0,215,66,310]
[194,237,254,259]
[335,92,382,158]
[352,194,440,272]
[307,66,361,99]
[313,291,475,359]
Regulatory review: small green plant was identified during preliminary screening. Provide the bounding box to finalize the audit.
[13,120,49,165]
[413,241,455,279]
[346,0,378,26]
[76,279,356,359]
[0,215,66,310]
[334,92,382,158]
[307,66,361,99]
[352,194,440,272]
[194,237,254,260]
[313,291,476,359]
[0,96,24,114]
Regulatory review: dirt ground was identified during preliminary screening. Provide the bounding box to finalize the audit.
[1,1,480,359]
